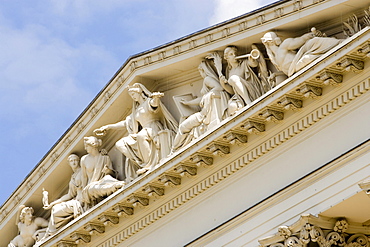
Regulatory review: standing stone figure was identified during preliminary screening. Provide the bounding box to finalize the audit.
[261,28,342,77]
[42,154,84,238]
[8,205,48,247]
[80,136,125,206]
[171,60,230,152]
[94,83,178,181]
[207,45,270,115]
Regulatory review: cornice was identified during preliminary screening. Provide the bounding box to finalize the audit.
[39,26,370,247]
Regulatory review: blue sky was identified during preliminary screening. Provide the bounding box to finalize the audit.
[0,0,276,206]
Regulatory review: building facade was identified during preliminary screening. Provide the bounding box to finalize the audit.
[1,0,370,246]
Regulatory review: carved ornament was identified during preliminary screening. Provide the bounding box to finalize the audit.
[316,70,343,86]
[112,204,134,217]
[259,215,370,247]
[84,223,105,235]
[223,131,248,145]
[57,241,77,247]
[159,175,181,187]
[70,232,91,244]
[98,214,119,226]
[336,57,364,72]
[296,83,322,98]
[189,154,214,167]
[206,143,230,156]
[127,196,149,207]
[241,119,265,134]
[143,185,165,197]
[260,109,284,122]
[174,164,197,177]
[278,96,303,111]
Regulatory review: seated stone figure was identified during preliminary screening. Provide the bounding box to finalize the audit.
[94,83,178,182]
[171,60,230,152]
[261,28,342,77]
[80,136,125,207]
[8,205,48,247]
[41,154,84,238]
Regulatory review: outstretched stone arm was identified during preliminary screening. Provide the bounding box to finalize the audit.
[282,32,315,51]
[94,120,127,137]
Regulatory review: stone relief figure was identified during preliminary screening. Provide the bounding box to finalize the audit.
[8,205,48,247]
[261,28,342,77]
[171,60,230,152]
[207,45,270,115]
[94,83,178,182]
[80,136,125,206]
[41,154,84,238]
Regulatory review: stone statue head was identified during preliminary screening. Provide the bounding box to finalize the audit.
[19,206,34,223]
[261,32,282,46]
[84,136,102,148]
[223,46,238,61]
[67,154,80,170]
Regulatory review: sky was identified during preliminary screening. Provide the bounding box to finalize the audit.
[0,0,276,206]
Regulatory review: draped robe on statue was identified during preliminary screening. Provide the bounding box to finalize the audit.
[115,92,178,182]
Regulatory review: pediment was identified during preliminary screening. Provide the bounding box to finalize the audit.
[1,0,370,246]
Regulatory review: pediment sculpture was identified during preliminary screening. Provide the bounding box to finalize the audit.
[94,83,178,181]
[41,154,84,239]
[206,44,272,116]
[261,27,342,77]
[171,60,230,152]
[8,205,48,247]
[80,136,125,206]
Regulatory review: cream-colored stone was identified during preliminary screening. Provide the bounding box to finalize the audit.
[94,83,178,181]
[172,60,229,152]
[80,136,125,206]
[207,44,271,115]
[8,206,48,247]
[262,28,342,77]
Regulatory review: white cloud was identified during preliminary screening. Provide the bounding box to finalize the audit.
[209,0,272,25]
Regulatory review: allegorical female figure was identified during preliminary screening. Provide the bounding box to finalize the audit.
[42,154,84,238]
[171,60,230,152]
[94,83,178,182]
